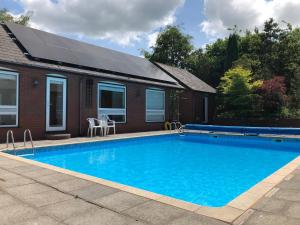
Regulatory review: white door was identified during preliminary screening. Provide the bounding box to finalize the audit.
[46,77,67,131]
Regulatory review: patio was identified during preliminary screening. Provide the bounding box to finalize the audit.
[0,132,300,224]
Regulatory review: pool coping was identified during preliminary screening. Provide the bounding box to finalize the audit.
[1,131,300,223]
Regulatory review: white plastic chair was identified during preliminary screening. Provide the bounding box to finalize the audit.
[87,118,103,137]
[98,115,116,135]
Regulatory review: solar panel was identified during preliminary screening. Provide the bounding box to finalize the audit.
[6,22,177,84]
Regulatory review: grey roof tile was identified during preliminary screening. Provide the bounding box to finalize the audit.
[155,62,216,93]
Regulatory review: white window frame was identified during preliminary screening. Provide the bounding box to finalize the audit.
[46,76,67,132]
[98,82,126,123]
[0,70,19,127]
[146,88,165,123]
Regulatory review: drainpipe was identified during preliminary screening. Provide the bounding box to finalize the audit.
[79,77,83,136]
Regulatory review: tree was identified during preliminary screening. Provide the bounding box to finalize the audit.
[143,26,193,68]
[217,67,262,117]
[0,8,32,26]
[204,39,228,87]
[185,49,214,85]
[225,33,239,70]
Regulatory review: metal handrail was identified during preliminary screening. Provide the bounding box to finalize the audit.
[24,129,34,154]
[171,122,184,134]
[6,130,16,152]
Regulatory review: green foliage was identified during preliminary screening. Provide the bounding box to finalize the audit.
[145,18,300,119]
[0,8,32,26]
[225,33,239,70]
[280,107,300,119]
[143,25,193,68]
[217,67,262,118]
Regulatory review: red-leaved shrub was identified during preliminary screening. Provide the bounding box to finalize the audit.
[259,76,288,114]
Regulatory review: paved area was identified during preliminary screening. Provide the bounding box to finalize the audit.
[0,154,300,225]
[0,131,173,151]
[0,130,300,225]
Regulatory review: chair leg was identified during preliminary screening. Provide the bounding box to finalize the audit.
[114,126,116,134]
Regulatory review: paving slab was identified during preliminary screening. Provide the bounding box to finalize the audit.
[12,216,64,225]
[70,184,119,201]
[0,193,20,208]
[252,197,289,213]
[290,174,300,181]
[123,200,186,225]
[35,172,75,185]
[166,212,228,225]
[0,159,26,169]
[41,198,97,221]
[22,190,74,207]
[0,203,39,225]
[22,167,57,178]
[0,176,35,189]
[64,207,149,225]
[278,180,300,191]
[9,164,44,174]
[274,189,300,202]
[244,211,300,225]
[293,169,300,175]
[5,182,53,198]
[53,178,95,192]
[285,202,300,219]
[0,168,24,180]
[94,191,149,212]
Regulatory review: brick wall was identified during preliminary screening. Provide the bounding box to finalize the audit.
[0,63,172,142]
[179,91,215,124]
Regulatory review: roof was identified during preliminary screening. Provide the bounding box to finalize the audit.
[155,63,216,93]
[4,22,177,85]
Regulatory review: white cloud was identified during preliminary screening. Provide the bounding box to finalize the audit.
[201,0,300,38]
[147,32,159,48]
[19,0,184,45]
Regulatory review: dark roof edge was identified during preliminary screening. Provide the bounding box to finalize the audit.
[0,59,184,89]
[0,66,17,72]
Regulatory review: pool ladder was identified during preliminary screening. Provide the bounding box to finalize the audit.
[6,129,35,155]
[171,122,184,134]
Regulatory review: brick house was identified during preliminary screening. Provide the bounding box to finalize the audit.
[0,22,215,142]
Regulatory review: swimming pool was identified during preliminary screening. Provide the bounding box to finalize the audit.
[10,133,300,207]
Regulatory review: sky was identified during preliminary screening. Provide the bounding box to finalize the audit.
[2,0,300,57]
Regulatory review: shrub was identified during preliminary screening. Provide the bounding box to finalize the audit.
[217,67,262,117]
[259,76,288,115]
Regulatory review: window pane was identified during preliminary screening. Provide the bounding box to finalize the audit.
[0,115,16,126]
[146,89,165,122]
[0,74,17,106]
[146,90,164,110]
[146,114,164,122]
[108,115,125,123]
[49,82,64,127]
[100,90,125,108]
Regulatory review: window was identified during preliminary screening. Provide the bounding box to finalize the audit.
[98,82,126,123]
[146,88,165,122]
[0,71,18,127]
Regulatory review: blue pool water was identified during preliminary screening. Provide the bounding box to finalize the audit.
[13,134,300,207]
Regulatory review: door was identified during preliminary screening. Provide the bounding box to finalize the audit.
[46,77,67,131]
